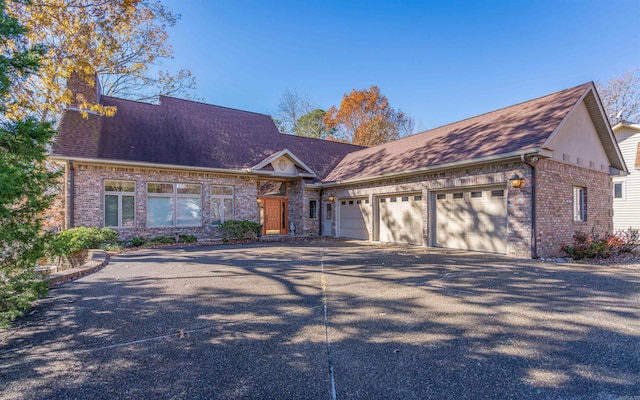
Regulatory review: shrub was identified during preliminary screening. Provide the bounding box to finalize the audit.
[149,236,175,245]
[128,236,148,247]
[562,230,639,260]
[178,234,197,243]
[51,227,118,257]
[218,220,262,241]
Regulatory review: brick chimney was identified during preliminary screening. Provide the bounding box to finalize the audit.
[66,71,101,107]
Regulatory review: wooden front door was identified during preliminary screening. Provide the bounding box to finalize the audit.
[263,198,288,235]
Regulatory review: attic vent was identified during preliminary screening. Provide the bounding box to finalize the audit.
[589,161,595,168]
[577,157,582,166]
[601,164,605,171]
[563,153,570,162]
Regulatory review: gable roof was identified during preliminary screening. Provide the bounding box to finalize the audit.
[324,82,625,183]
[52,95,363,180]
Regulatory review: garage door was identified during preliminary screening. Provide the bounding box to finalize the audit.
[433,187,507,253]
[378,194,424,245]
[338,198,371,240]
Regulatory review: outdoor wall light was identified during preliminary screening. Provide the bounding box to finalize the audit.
[256,198,263,204]
[509,174,523,189]
[328,195,335,202]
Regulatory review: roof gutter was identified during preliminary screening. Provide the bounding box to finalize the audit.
[49,155,256,176]
[321,148,543,188]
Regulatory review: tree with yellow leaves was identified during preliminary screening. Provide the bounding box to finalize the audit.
[324,85,414,146]
[5,0,197,121]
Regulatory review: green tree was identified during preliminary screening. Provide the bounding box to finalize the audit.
[295,108,334,139]
[0,0,60,326]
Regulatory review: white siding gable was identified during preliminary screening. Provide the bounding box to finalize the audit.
[545,101,610,172]
[613,124,640,231]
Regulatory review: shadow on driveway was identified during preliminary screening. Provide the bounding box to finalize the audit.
[1,240,639,399]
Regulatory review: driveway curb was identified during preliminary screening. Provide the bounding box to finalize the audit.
[47,249,110,287]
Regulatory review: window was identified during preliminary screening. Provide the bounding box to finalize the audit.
[211,185,234,226]
[390,197,397,202]
[614,182,624,199]
[326,203,332,219]
[470,191,483,198]
[380,198,386,203]
[401,196,409,202]
[414,195,422,201]
[365,199,370,204]
[309,200,317,219]
[573,186,587,222]
[356,200,361,205]
[349,200,354,205]
[491,189,505,198]
[104,180,135,228]
[147,183,202,227]
[436,193,446,200]
[453,192,463,199]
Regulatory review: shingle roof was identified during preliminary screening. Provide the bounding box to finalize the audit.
[52,96,363,180]
[324,82,594,182]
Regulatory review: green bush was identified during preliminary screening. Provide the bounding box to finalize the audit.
[128,236,148,247]
[149,236,175,245]
[51,227,118,256]
[218,220,262,240]
[178,234,197,243]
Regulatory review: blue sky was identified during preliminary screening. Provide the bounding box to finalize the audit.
[163,0,640,131]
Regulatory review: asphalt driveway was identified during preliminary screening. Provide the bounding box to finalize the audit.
[1,239,639,399]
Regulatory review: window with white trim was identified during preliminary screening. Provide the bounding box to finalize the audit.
[573,186,587,222]
[104,180,135,228]
[147,183,202,227]
[211,185,234,226]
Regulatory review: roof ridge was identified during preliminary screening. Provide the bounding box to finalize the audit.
[158,95,274,118]
[283,133,366,149]
[339,82,593,158]
[100,95,160,107]
[414,82,593,137]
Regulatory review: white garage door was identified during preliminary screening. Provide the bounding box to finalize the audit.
[338,198,371,240]
[378,194,424,245]
[433,187,507,254]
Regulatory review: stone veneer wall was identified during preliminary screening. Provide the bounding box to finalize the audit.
[69,163,260,240]
[323,161,533,258]
[535,158,612,257]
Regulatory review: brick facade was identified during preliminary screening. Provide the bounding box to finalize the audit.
[66,162,260,240]
[54,158,614,258]
[535,159,612,257]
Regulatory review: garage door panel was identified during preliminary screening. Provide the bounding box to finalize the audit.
[378,194,424,246]
[433,187,507,254]
[339,198,370,240]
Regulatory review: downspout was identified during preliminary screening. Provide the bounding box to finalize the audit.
[68,160,75,228]
[318,188,324,236]
[521,154,537,258]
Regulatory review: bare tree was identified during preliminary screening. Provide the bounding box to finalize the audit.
[597,68,640,124]
[274,89,315,134]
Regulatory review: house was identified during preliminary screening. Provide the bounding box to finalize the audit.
[50,78,627,258]
[612,121,640,231]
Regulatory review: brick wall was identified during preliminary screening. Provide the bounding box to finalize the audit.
[536,159,612,257]
[68,162,260,240]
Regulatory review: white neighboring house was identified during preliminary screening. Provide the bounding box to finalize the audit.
[612,121,640,231]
